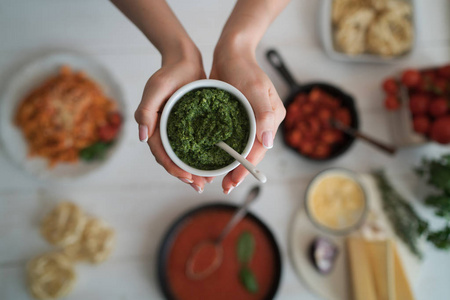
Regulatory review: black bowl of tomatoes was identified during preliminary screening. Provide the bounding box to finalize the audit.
[382,63,450,144]
[266,49,359,161]
[282,86,359,161]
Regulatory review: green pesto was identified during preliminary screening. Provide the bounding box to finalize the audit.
[167,88,250,170]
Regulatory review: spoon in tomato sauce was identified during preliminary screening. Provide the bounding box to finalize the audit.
[186,186,261,280]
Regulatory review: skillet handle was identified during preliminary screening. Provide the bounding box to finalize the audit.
[266,49,299,90]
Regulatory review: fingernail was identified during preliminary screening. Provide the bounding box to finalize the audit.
[139,124,148,142]
[224,186,234,195]
[190,183,203,194]
[179,177,193,184]
[262,131,273,149]
[224,181,240,195]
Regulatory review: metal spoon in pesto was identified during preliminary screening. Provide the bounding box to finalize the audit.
[216,141,267,183]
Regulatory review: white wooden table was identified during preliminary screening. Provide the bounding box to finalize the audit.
[1,1,449,299]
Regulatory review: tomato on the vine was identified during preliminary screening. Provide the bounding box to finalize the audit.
[437,64,450,79]
[401,69,421,87]
[430,116,450,144]
[99,125,119,142]
[412,115,430,134]
[382,77,399,95]
[409,93,430,115]
[384,95,400,110]
[429,97,448,117]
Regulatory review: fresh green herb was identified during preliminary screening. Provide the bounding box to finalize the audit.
[237,231,255,264]
[235,231,258,294]
[416,154,450,194]
[426,226,450,250]
[415,154,450,250]
[239,266,259,294]
[79,142,112,162]
[425,194,450,220]
[372,170,428,258]
[167,88,250,170]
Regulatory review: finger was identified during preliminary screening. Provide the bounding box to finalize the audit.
[270,88,286,135]
[134,71,185,142]
[190,175,208,194]
[147,129,194,183]
[246,83,278,150]
[205,176,215,183]
[222,141,267,194]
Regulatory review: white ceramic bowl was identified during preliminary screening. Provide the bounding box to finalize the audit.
[305,168,368,235]
[160,79,256,177]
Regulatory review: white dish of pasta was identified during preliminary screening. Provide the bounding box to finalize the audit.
[0,53,126,179]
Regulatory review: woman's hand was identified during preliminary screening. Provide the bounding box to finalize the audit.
[135,47,212,193]
[210,0,289,194]
[211,42,285,194]
[111,0,212,192]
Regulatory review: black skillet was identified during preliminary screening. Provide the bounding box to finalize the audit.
[156,203,282,300]
[266,49,359,161]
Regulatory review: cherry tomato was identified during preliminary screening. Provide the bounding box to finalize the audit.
[293,93,308,105]
[416,77,430,93]
[307,116,321,136]
[334,108,351,126]
[429,97,449,117]
[285,105,300,129]
[323,97,340,109]
[384,95,400,110]
[409,93,430,115]
[321,129,342,145]
[301,103,314,116]
[299,139,315,155]
[430,116,450,144]
[296,120,309,134]
[437,64,450,79]
[412,115,430,134]
[309,88,325,103]
[421,70,437,82]
[99,125,119,142]
[285,129,302,148]
[318,108,332,125]
[108,112,122,128]
[430,78,448,95]
[401,69,421,88]
[382,77,399,95]
[313,143,331,159]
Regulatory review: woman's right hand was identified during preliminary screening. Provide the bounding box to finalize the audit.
[134,46,210,193]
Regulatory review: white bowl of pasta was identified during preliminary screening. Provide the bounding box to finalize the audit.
[0,52,126,180]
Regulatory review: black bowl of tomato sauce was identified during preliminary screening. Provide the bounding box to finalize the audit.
[156,203,282,300]
[266,49,359,161]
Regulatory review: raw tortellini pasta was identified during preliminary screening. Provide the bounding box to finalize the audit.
[332,0,413,56]
[27,201,115,299]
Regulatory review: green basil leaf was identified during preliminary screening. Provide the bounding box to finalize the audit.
[79,142,112,162]
[239,266,258,294]
[236,231,255,264]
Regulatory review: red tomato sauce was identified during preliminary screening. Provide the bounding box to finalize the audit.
[166,209,277,300]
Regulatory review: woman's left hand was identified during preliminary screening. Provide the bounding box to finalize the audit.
[210,45,286,194]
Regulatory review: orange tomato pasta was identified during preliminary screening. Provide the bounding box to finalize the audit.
[14,65,119,167]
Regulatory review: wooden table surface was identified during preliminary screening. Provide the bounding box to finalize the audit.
[1,1,449,299]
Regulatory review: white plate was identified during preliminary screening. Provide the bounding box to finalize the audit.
[289,174,421,300]
[319,0,416,63]
[0,52,126,180]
